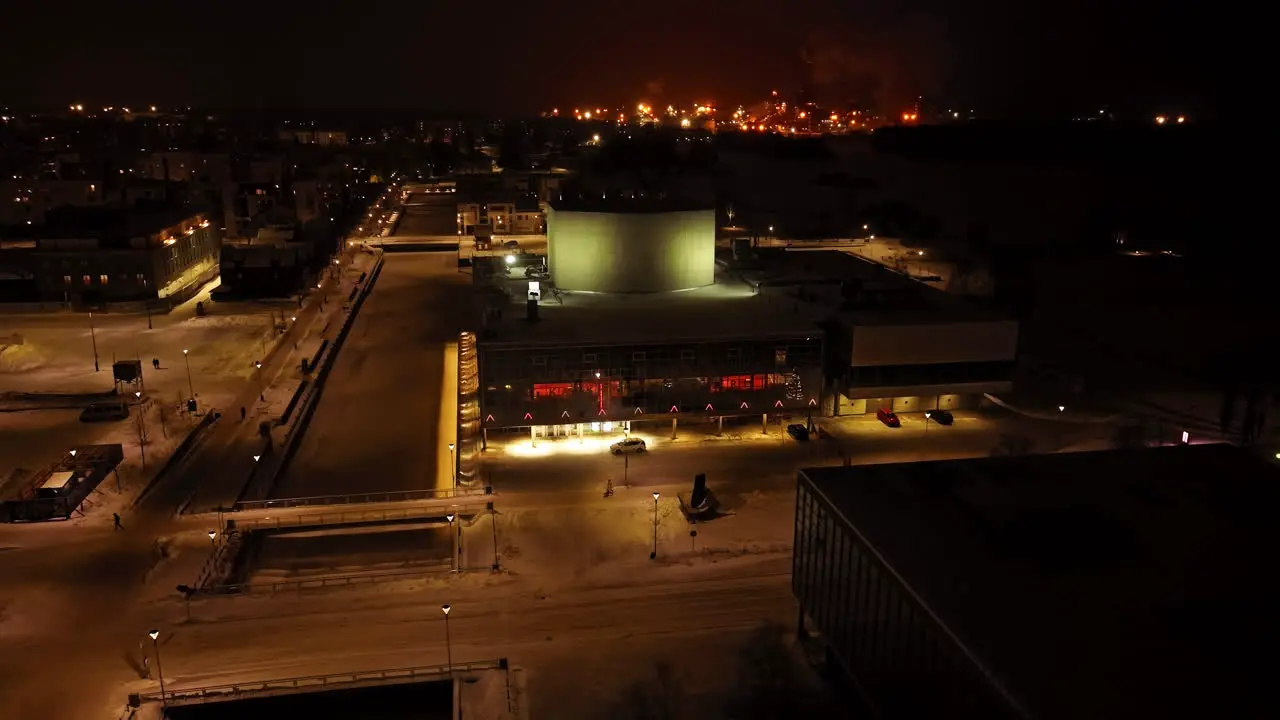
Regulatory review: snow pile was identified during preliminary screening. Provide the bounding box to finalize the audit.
[0,342,46,373]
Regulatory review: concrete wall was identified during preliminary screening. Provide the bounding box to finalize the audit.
[850,320,1018,367]
[547,209,715,293]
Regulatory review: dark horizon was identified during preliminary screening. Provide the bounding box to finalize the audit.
[2,0,1220,119]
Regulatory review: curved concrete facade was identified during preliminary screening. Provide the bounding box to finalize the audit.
[547,208,715,293]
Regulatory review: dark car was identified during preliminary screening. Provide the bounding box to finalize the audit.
[79,400,129,422]
[876,407,901,428]
[786,423,810,441]
[926,409,954,425]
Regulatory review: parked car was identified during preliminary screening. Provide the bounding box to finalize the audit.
[79,400,129,422]
[876,408,901,428]
[786,423,810,441]
[503,240,521,250]
[926,409,954,425]
[610,438,647,455]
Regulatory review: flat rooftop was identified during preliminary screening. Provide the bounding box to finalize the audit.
[478,268,827,347]
[734,248,1003,325]
[801,444,1280,720]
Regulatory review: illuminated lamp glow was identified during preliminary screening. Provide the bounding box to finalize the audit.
[808,397,818,406]
[740,401,749,409]
[634,407,644,414]
[561,410,570,418]
[597,408,606,416]
[669,405,679,413]
[523,412,533,420]
[705,403,714,411]
[485,414,495,422]
[774,400,783,408]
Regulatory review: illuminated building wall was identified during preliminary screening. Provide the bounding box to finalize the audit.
[477,336,824,428]
[547,208,715,293]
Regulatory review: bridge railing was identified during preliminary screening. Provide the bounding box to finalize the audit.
[232,485,488,512]
[231,503,490,532]
[135,658,507,706]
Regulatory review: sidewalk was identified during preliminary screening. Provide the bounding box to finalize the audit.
[136,249,379,517]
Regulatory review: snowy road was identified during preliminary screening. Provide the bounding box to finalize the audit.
[272,254,473,500]
[481,409,1117,499]
[147,553,795,718]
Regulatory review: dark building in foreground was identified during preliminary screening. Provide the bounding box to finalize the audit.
[794,445,1280,720]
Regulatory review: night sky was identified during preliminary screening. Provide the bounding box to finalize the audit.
[3,0,1214,117]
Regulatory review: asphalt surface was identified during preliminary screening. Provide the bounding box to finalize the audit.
[271,253,472,499]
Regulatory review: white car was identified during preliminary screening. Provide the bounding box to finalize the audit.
[610,438,647,455]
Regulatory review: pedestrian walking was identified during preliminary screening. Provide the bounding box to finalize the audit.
[151,357,160,370]
[112,512,122,531]
[240,406,247,421]
[604,478,614,498]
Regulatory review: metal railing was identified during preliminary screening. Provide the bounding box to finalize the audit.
[232,504,489,532]
[136,658,507,706]
[233,485,488,512]
[195,562,457,596]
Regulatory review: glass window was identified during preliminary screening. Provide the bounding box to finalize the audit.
[62,275,71,285]
[99,274,109,285]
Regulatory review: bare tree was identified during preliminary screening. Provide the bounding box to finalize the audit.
[725,622,811,719]
[616,661,685,720]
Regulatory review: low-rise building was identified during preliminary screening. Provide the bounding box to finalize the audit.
[0,178,107,226]
[0,206,219,308]
[794,444,1280,719]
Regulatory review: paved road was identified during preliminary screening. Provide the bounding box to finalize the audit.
[144,554,795,718]
[272,254,472,499]
[480,409,1113,500]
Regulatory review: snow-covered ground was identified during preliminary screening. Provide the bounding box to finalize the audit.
[273,253,472,500]
[0,277,296,475]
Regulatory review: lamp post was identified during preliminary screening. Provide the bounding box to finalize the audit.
[148,629,167,707]
[446,513,457,572]
[650,491,660,560]
[182,349,195,400]
[255,361,264,401]
[441,604,453,672]
[88,311,100,372]
[134,391,148,470]
[447,442,456,489]
[207,530,217,546]
[924,411,932,435]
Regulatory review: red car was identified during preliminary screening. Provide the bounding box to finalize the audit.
[876,407,901,427]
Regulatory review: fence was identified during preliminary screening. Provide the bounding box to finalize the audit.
[135,658,507,706]
[232,484,489,512]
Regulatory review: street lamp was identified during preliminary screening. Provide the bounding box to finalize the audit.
[650,491,660,560]
[182,349,195,401]
[441,604,453,672]
[69,449,76,458]
[924,411,932,435]
[446,513,458,572]
[207,530,217,546]
[447,442,456,488]
[255,361,264,401]
[148,629,167,706]
[134,391,148,470]
[1058,405,1065,413]
[88,311,100,372]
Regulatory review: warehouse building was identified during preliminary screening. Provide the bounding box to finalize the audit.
[793,444,1280,719]
[471,199,1016,443]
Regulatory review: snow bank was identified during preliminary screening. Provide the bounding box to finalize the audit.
[0,343,46,373]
